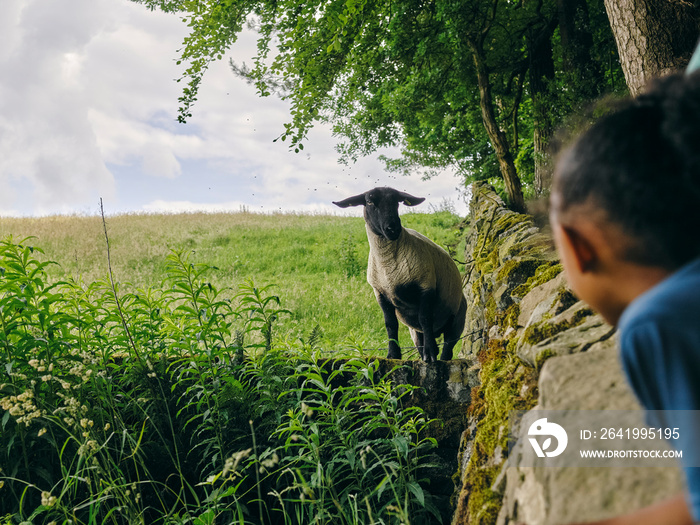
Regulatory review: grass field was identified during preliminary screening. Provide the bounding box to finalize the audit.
[0,221,461,523]
[0,209,467,356]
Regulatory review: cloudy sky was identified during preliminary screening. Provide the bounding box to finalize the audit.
[0,0,468,218]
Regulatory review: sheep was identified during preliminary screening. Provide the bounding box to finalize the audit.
[333,187,467,362]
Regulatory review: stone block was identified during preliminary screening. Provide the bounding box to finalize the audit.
[517,313,615,368]
[517,272,568,328]
[496,338,684,525]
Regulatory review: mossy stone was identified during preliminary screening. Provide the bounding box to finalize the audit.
[535,347,556,370]
[512,262,563,299]
[495,258,541,284]
[492,212,532,238]
[522,302,593,346]
[457,336,539,524]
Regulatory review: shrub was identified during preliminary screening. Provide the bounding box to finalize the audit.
[0,237,441,524]
[337,235,364,279]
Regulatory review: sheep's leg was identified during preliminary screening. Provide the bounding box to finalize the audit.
[418,289,439,363]
[409,328,424,359]
[377,293,402,359]
[441,296,467,360]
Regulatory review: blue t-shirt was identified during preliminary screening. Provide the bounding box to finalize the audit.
[619,257,700,521]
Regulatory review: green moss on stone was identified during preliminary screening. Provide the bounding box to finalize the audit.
[456,184,561,524]
[492,213,531,238]
[523,322,561,346]
[512,262,563,298]
[495,258,541,284]
[495,259,519,282]
[522,306,594,346]
[461,337,539,524]
[484,296,497,325]
[471,210,531,274]
[568,305,594,326]
[551,288,578,312]
[505,241,540,259]
[535,347,556,370]
[488,247,500,270]
[502,303,520,330]
[472,277,482,300]
[538,263,563,283]
[487,303,520,334]
[472,233,490,263]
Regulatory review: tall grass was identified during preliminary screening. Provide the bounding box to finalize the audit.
[0,236,444,524]
[0,210,466,353]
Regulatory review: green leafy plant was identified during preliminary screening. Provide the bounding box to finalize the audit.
[269,353,442,524]
[0,237,442,524]
[337,235,364,279]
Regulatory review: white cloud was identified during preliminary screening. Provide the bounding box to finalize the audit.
[0,0,116,215]
[0,1,24,63]
[0,0,468,218]
[140,143,181,178]
[0,207,21,218]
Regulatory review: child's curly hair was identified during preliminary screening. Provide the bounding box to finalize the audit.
[552,72,700,270]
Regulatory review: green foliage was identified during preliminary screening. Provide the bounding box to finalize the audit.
[265,355,442,524]
[0,237,442,524]
[130,0,624,198]
[337,234,364,279]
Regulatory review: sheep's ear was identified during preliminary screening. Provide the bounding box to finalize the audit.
[333,193,366,208]
[397,191,425,207]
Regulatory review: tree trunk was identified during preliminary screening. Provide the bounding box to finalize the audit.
[468,39,526,213]
[604,0,700,95]
[532,127,551,197]
[558,0,605,99]
[528,21,556,197]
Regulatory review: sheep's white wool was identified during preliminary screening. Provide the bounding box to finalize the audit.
[366,224,464,333]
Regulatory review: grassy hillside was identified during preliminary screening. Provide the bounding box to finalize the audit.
[0,210,466,356]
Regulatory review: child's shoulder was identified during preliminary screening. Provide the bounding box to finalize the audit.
[619,257,700,333]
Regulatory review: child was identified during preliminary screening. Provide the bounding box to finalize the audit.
[549,71,700,525]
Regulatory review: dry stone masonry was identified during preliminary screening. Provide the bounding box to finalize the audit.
[451,183,683,524]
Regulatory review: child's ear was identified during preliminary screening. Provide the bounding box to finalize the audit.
[561,225,598,273]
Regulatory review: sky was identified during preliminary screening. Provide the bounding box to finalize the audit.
[0,0,468,218]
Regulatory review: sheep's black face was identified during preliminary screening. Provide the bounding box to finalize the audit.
[364,189,403,241]
[332,187,425,241]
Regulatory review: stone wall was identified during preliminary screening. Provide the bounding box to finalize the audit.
[452,183,683,524]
